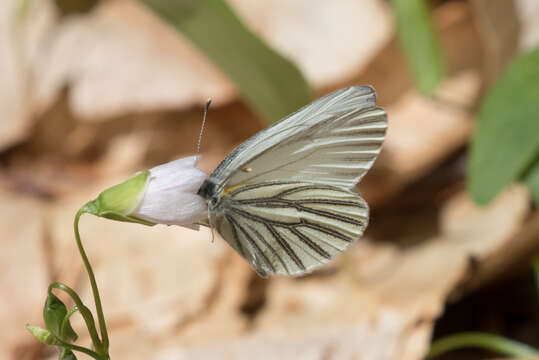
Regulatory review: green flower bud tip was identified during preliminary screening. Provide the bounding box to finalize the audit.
[83,171,155,226]
[26,325,59,345]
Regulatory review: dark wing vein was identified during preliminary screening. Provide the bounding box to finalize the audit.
[224,215,245,258]
[265,223,305,271]
[288,227,331,259]
[246,224,284,273]
[299,220,357,243]
[227,215,275,275]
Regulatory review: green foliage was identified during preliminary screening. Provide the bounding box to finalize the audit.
[29,268,108,358]
[28,262,110,358]
[43,293,78,343]
[427,332,539,358]
[391,0,445,94]
[60,349,78,360]
[138,0,312,124]
[469,47,539,205]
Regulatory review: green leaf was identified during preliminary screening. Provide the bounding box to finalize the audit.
[137,0,311,123]
[59,349,78,360]
[523,158,539,204]
[60,308,79,344]
[44,293,67,337]
[391,0,445,94]
[44,293,78,343]
[469,47,539,205]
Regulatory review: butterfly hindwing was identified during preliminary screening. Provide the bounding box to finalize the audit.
[212,181,368,276]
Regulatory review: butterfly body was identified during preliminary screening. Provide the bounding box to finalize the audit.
[198,86,387,277]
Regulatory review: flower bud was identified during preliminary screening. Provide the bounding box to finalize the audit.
[85,156,208,229]
[26,325,59,346]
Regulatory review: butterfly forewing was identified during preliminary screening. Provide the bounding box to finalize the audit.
[212,181,368,277]
[205,86,387,191]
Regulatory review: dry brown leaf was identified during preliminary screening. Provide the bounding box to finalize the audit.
[342,1,482,107]
[98,132,151,176]
[0,191,48,357]
[515,0,539,51]
[170,253,251,346]
[334,2,484,206]
[0,2,33,150]
[21,0,393,121]
[455,212,539,295]
[32,0,235,120]
[148,185,530,360]
[68,253,252,360]
[228,0,393,87]
[470,0,520,83]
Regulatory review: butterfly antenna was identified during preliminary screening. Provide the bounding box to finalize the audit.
[197,99,212,155]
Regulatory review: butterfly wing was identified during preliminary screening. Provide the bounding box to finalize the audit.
[201,86,386,276]
[203,86,387,192]
[213,181,368,277]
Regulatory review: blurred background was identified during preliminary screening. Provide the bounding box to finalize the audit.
[2,0,539,359]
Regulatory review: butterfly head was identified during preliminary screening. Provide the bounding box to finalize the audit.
[198,180,220,208]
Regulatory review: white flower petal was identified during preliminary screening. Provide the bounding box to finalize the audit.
[135,190,208,226]
[147,156,207,192]
[129,155,209,227]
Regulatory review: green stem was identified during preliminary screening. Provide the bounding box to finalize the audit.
[48,282,101,350]
[427,332,539,358]
[64,306,79,321]
[74,209,110,354]
[62,306,80,339]
[55,337,104,359]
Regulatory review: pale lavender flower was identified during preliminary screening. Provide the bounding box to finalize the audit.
[131,156,208,227]
[86,156,208,229]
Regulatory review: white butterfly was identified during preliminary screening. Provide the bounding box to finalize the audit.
[198,86,387,277]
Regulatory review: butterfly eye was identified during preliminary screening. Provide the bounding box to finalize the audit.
[209,195,219,208]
